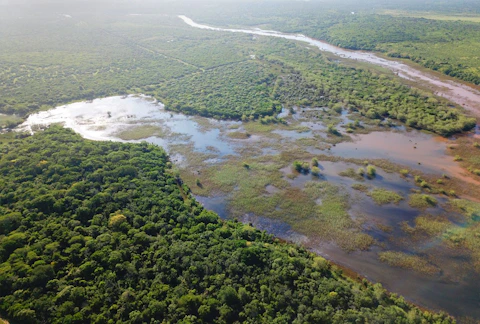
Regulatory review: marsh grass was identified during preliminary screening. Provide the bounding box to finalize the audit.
[115,125,167,140]
[378,251,440,275]
[195,117,219,132]
[295,137,331,150]
[227,131,251,139]
[408,194,438,209]
[367,189,403,205]
[377,223,394,233]
[401,215,452,238]
[339,168,365,181]
[351,183,369,192]
[450,199,480,222]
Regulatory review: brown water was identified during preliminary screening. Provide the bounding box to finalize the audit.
[179,15,480,117]
[330,131,469,179]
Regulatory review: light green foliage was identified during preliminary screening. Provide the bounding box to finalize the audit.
[311,166,321,176]
[339,168,365,181]
[367,189,404,205]
[366,165,377,179]
[408,194,438,209]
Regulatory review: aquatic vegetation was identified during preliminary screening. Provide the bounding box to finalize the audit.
[339,168,365,181]
[367,189,404,205]
[292,161,310,174]
[400,169,409,177]
[115,125,167,140]
[403,215,452,238]
[378,252,440,275]
[408,194,438,209]
[351,183,369,192]
[227,131,251,139]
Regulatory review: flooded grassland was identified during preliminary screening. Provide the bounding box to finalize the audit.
[17,95,480,320]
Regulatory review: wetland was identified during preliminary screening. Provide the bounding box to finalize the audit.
[18,95,480,319]
[3,2,480,321]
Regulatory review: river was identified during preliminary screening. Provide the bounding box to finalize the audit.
[179,15,480,118]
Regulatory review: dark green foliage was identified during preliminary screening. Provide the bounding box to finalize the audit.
[157,61,281,119]
[0,127,453,323]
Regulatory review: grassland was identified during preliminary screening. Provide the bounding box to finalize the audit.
[0,114,22,128]
[379,10,480,23]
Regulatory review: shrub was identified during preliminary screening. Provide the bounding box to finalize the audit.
[453,155,462,161]
[293,161,303,172]
[311,158,319,167]
[366,165,376,179]
[400,169,409,176]
[420,181,430,188]
[311,166,321,176]
[327,124,340,135]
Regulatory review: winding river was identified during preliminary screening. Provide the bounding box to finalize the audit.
[179,15,480,117]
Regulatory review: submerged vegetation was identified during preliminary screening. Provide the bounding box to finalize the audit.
[0,127,455,323]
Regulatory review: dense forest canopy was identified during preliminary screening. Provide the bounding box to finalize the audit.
[0,127,455,323]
